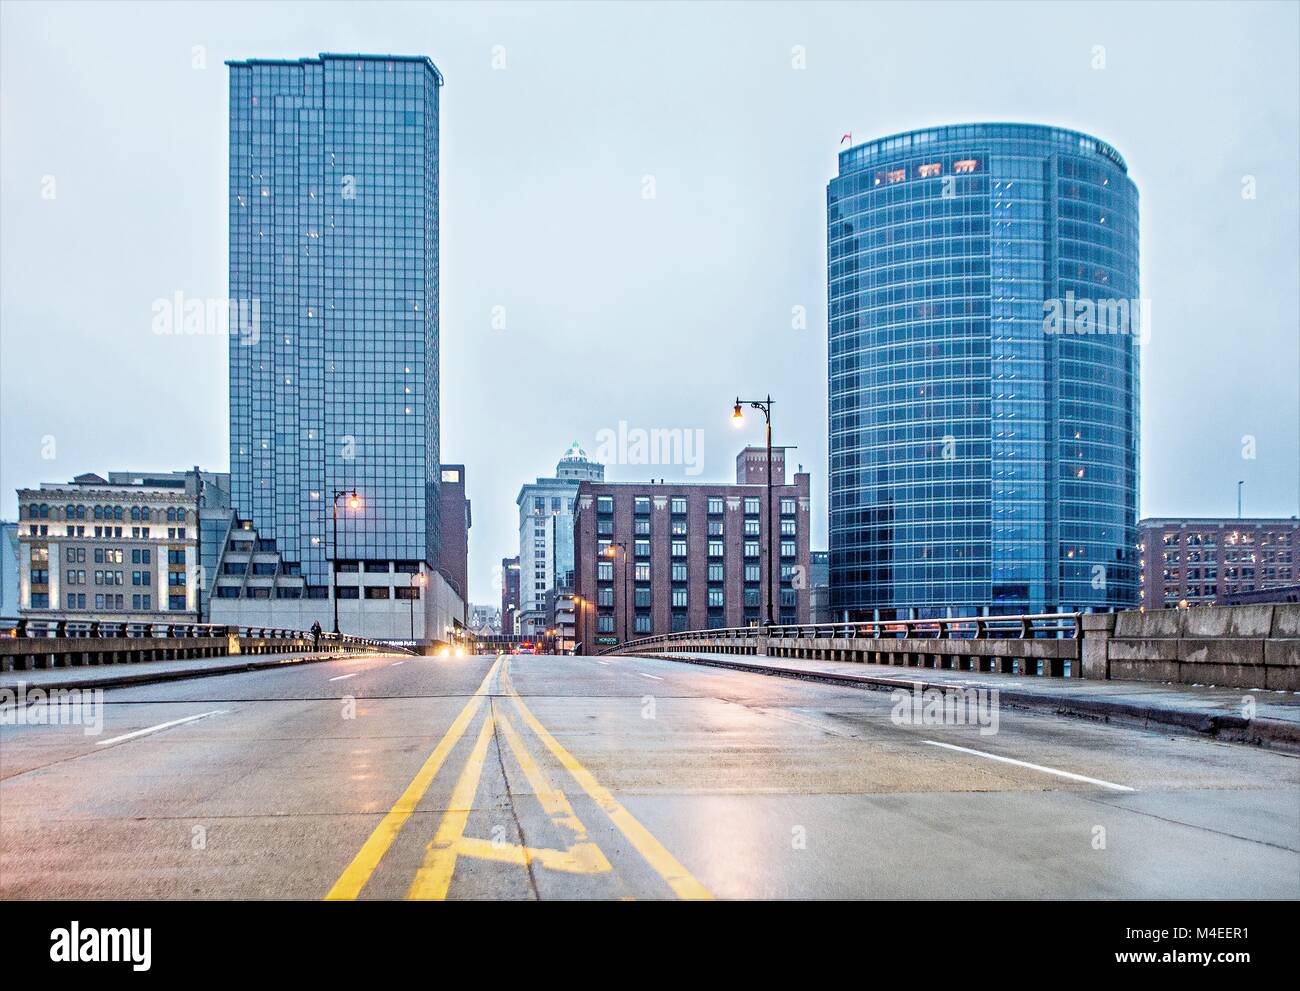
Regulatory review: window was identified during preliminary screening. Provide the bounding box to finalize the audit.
[671,540,687,557]
[364,587,391,599]
[335,586,360,599]
[670,497,686,515]
[780,498,796,515]
[596,496,614,514]
[707,588,724,608]
[597,615,614,633]
[634,497,650,515]
[781,540,796,558]
[169,594,186,610]
[781,519,797,536]
[744,519,760,536]
[708,540,723,557]
[671,588,687,607]
[707,498,723,515]
[708,563,724,582]
[598,587,614,607]
[634,587,651,607]
[634,540,650,558]
[671,519,688,536]
[745,564,760,582]
[744,497,760,515]
[634,563,651,581]
[671,562,687,582]
[708,520,724,536]
[597,562,613,582]
[744,541,759,558]
[634,615,652,633]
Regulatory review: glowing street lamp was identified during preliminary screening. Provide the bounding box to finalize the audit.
[605,542,629,644]
[409,571,427,641]
[330,489,361,635]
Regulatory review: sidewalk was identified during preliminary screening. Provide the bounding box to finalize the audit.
[625,649,1300,752]
[0,650,386,697]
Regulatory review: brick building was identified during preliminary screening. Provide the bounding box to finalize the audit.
[435,465,471,624]
[1139,517,1298,609]
[573,447,811,648]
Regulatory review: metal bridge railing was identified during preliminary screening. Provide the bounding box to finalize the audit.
[602,613,1081,655]
[0,616,405,673]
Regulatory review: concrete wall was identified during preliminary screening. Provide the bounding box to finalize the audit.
[1084,603,1298,690]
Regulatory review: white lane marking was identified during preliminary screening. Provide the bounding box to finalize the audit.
[329,672,361,682]
[96,710,227,747]
[922,740,1135,792]
[389,661,406,667]
[638,673,664,682]
[596,661,611,667]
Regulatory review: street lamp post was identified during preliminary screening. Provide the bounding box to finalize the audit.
[606,542,629,644]
[409,571,427,641]
[734,396,776,627]
[330,489,361,635]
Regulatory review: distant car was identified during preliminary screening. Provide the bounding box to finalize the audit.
[513,647,535,655]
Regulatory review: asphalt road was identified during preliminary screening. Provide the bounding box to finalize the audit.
[2,650,1297,899]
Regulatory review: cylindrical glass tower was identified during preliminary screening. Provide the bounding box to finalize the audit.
[828,123,1139,619]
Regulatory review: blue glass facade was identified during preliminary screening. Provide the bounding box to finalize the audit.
[828,124,1139,619]
[227,54,443,590]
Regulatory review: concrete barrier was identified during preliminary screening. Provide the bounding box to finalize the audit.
[1105,603,1299,690]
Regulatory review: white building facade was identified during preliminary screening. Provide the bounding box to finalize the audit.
[515,444,603,638]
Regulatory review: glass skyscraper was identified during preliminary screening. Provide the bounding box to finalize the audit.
[828,123,1139,620]
[227,53,443,592]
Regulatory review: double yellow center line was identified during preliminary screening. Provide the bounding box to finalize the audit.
[326,655,711,900]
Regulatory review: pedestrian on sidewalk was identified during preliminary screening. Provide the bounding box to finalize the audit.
[310,620,322,652]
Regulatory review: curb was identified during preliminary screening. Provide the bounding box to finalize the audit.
[0,651,389,699]
[628,651,1300,754]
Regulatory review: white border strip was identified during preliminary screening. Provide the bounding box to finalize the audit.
[923,739,1135,792]
[96,710,227,747]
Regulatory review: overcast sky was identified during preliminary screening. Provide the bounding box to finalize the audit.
[2,0,1297,605]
